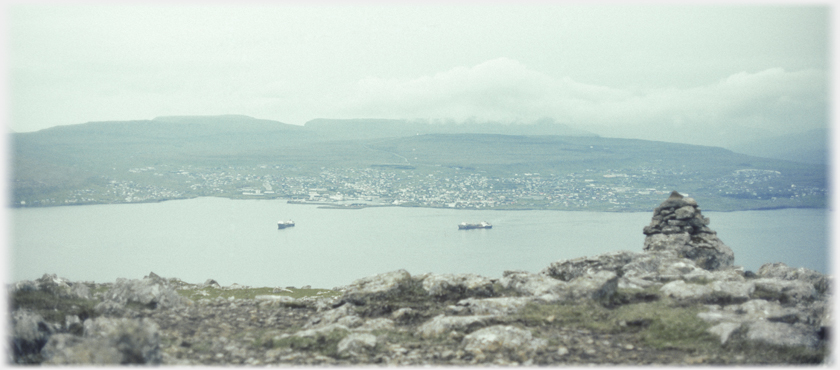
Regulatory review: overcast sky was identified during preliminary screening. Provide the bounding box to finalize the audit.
[5,3,833,147]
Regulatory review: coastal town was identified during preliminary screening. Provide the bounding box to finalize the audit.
[16,163,826,212]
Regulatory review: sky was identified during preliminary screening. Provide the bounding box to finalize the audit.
[4,3,834,148]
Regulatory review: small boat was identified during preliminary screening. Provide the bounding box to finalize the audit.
[277,220,295,229]
[459,221,492,230]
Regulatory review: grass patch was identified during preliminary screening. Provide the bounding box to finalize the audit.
[272,328,350,356]
[11,289,100,324]
[516,296,721,352]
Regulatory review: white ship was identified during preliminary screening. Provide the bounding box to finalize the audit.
[458,221,492,230]
[277,220,295,229]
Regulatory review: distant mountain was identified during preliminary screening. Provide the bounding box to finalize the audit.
[304,117,598,140]
[10,114,827,210]
[726,128,829,165]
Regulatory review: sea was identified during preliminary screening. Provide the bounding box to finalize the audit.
[7,197,832,289]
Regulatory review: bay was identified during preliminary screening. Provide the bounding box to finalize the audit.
[8,197,830,288]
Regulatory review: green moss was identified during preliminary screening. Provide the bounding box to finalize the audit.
[516,297,721,352]
[272,329,350,356]
[630,302,719,350]
[11,290,100,324]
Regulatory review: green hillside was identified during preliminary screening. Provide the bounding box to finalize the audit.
[9,115,828,211]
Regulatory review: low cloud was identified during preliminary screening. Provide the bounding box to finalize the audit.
[329,58,827,147]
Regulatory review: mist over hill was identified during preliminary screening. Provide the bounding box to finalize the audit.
[304,117,597,140]
[10,115,827,211]
[725,128,829,165]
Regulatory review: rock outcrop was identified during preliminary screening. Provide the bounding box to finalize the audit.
[642,191,735,270]
[8,192,831,365]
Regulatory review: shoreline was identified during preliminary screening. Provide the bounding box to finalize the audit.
[7,195,829,213]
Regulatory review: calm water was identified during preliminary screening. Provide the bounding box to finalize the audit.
[8,197,831,288]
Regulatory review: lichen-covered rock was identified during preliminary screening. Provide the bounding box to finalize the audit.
[498,269,617,302]
[41,334,121,364]
[617,250,690,285]
[742,321,822,349]
[498,270,567,299]
[660,280,753,304]
[566,270,619,300]
[461,325,548,361]
[752,278,818,303]
[11,274,92,300]
[104,275,188,309]
[541,250,637,281]
[82,317,162,364]
[452,297,536,315]
[421,273,495,300]
[698,295,829,348]
[417,314,499,338]
[42,317,162,365]
[355,318,395,332]
[336,333,377,357]
[306,302,356,328]
[11,310,60,364]
[338,270,415,305]
[757,263,831,295]
[642,191,734,270]
[290,323,351,341]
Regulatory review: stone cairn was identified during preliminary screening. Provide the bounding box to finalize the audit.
[642,191,735,271]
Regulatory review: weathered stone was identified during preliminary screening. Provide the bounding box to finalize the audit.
[620,250,701,283]
[660,280,753,304]
[104,276,188,309]
[355,318,395,332]
[421,273,495,300]
[743,321,821,349]
[11,310,59,363]
[336,315,364,328]
[203,278,220,287]
[498,271,567,299]
[617,276,661,290]
[642,192,733,270]
[338,270,414,305]
[390,307,416,322]
[41,334,122,365]
[674,206,696,220]
[65,315,83,335]
[461,325,548,361]
[566,270,619,300]
[752,278,817,303]
[293,323,350,339]
[94,300,126,316]
[454,297,536,316]
[757,263,830,295]
[541,250,637,281]
[31,274,91,299]
[417,314,499,338]
[306,302,356,328]
[707,322,743,344]
[336,333,377,356]
[643,233,734,271]
[71,317,162,364]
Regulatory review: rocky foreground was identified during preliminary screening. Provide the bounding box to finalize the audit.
[8,192,833,365]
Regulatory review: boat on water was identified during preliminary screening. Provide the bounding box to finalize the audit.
[458,221,492,230]
[277,220,295,229]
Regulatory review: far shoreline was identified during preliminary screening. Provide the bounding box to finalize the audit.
[7,195,829,213]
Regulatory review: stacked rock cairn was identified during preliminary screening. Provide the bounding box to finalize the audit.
[642,191,735,271]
